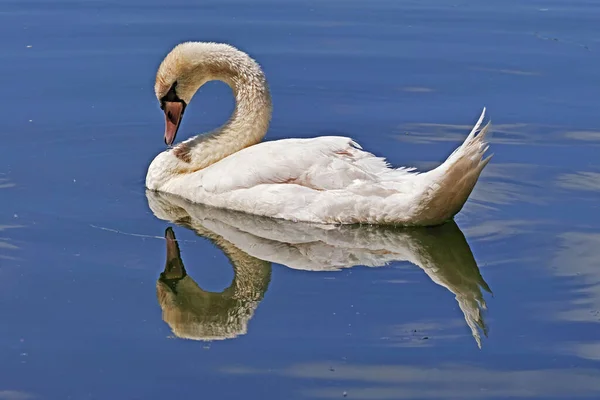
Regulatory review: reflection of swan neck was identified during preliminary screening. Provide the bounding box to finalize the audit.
[167,43,272,170]
[157,222,271,341]
[188,221,272,301]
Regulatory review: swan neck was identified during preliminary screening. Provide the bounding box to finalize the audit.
[173,44,272,170]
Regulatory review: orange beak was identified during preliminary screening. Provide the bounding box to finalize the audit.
[163,102,184,146]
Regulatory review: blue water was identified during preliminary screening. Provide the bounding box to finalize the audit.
[2,0,600,399]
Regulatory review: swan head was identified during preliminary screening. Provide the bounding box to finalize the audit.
[156,81,187,146]
[154,42,270,147]
[154,43,208,146]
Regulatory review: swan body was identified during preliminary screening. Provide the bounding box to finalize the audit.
[146,42,492,226]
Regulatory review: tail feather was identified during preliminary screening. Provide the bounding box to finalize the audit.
[415,108,492,225]
[444,107,491,157]
[465,106,487,142]
[447,107,492,163]
[479,153,494,171]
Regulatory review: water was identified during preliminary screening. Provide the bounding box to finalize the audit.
[2,0,600,398]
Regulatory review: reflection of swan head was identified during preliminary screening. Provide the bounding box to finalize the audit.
[148,190,491,347]
[156,226,271,341]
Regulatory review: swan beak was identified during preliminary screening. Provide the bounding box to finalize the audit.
[163,102,184,146]
[163,227,186,279]
[165,227,181,260]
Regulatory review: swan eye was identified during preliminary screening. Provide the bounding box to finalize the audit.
[160,81,184,107]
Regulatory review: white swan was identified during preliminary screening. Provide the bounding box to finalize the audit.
[146,42,492,226]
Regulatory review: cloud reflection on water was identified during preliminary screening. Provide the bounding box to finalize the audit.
[552,232,600,324]
[0,391,36,400]
[0,176,21,260]
[556,171,600,192]
[223,362,600,399]
[397,122,600,146]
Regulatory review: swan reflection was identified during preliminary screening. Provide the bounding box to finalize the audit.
[148,190,491,347]
[157,226,271,341]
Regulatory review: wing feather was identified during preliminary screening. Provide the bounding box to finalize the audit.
[198,136,390,193]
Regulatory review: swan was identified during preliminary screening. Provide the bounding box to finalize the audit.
[146,41,492,226]
[149,191,491,347]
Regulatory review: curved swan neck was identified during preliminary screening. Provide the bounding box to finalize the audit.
[166,214,272,299]
[166,43,272,170]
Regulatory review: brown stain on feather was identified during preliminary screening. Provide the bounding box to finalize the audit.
[173,143,192,163]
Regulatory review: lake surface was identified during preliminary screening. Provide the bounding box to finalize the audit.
[2,0,600,399]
